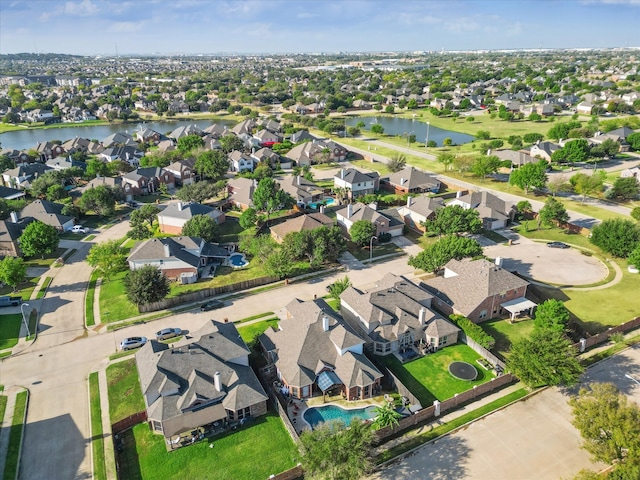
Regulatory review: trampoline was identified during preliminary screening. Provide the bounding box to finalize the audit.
[448,361,478,381]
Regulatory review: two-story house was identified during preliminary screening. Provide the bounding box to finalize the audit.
[333,168,380,199]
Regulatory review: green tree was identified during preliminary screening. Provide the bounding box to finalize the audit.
[262,250,295,278]
[0,256,27,291]
[177,134,204,153]
[239,207,259,229]
[507,329,583,388]
[547,123,572,141]
[632,207,640,222]
[590,218,640,258]
[533,299,570,333]
[327,276,351,303]
[471,155,501,180]
[46,184,67,201]
[476,130,491,140]
[371,401,402,431]
[509,161,548,194]
[85,159,109,178]
[388,154,406,173]
[443,137,453,146]
[195,149,229,180]
[219,134,244,154]
[523,133,544,144]
[86,240,128,281]
[176,180,225,203]
[123,265,170,306]
[538,196,569,228]
[408,235,483,273]
[349,220,377,247]
[79,185,117,217]
[552,139,590,163]
[437,152,455,171]
[299,419,373,480]
[252,178,293,218]
[515,200,533,219]
[627,132,640,151]
[627,244,640,268]
[19,221,60,258]
[370,124,384,135]
[611,177,640,200]
[569,383,640,466]
[181,214,220,242]
[571,171,605,204]
[425,205,482,236]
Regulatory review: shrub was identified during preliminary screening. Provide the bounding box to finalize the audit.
[449,314,496,349]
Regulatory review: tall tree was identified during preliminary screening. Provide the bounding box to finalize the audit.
[552,139,590,163]
[437,152,455,171]
[177,134,204,153]
[425,205,482,236]
[408,235,483,273]
[85,159,109,178]
[19,221,60,258]
[388,154,407,173]
[590,218,640,258]
[79,185,117,217]
[327,276,351,303]
[252,178,293,218]
[371,401,402,431]
[219,134,244,153]
[86,240,128,281]
[299,419,373,480]
[538,197,569,228]
[570,171,605,204]
[124,265,170,305]
[509,161,548,194]
[0,256,27,291]
[349,220,377,247]
[471,155,501,180]
[533,299,570,333]
[181,214,220,242]
[176,179,226,203]
[195,150,229,180]
[507,329,583,388]
[611,177,640,200]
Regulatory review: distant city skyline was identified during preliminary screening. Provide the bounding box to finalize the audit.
[1,0,639,56]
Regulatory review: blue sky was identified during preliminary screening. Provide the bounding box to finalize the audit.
[1,0,639,55]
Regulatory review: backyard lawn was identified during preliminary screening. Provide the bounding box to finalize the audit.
[381,343,493,406]
[118,412,298,480]
[481,318,535,358]
[106,359,146,424]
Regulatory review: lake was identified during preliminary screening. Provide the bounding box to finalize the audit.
[0,118,237,151]
[345,116,474,147]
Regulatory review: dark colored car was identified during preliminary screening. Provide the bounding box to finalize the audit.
[547,241,570,249]
[200,299,224,311]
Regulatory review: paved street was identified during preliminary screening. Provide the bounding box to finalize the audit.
[369,344,640,480]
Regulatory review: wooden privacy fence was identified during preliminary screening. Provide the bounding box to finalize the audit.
[137,276,280,312]
[112,411,147,435]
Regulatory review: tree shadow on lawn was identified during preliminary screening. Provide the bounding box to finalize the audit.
[115,428,142,480]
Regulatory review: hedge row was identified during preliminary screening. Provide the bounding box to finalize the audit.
[449,314,496,349]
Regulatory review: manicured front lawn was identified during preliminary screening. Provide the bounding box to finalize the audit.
[381,343,492,406]
[481,318,535,358]
[237,318,279,347]
[120,412,298,480]
[0,314,22,350]
[23,248,66,267]
[106,359,146,424]
[99,271,139,323]
[349,241,403,261]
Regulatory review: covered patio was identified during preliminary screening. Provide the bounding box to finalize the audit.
[501,297,537,322]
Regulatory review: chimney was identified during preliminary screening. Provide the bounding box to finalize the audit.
[406,196,412,207]
[214,371,222,392]
[297,175,302,185]
[419,307,426,325]
[400,178,406,185]
[177,201,183,211]
[456,190,462,198]
[487,149,491,155]
[347,203,353,218]
[322,315,330,332]
[340,168,345,179]
[495,256,503,268]
[10,211,19,223]
[163,243,171,257]
[319,205,325,214]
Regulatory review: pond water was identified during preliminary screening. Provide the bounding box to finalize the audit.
[0,118,236,151]
[345,116,474,147]
[303,404,378,429]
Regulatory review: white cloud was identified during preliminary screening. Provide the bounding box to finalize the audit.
[63,0,99,17]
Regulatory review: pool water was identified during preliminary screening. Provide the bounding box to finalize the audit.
[303,404,378,429]
[229,253,248,268]
[308,198,336,210]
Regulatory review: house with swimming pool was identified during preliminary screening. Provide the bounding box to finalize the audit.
[259,297,383,401]
[340,273,460,357]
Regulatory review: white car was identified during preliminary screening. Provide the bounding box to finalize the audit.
[119,336,147,350]
[71,225,88,234]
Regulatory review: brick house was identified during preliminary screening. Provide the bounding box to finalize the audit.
[157,201,225,235]
[380,166,441,195]
[121,167,175,199]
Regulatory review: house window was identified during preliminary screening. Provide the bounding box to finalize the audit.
[151,420,162,432]
[479,310,487,319]
[236,406,251,420]
[440,335,448,346]
[363,385,370,397]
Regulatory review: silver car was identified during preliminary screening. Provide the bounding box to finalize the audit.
[156,328,182,341]
[119,336,147,350]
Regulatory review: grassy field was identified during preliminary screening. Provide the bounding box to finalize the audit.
[118,412,298,480]
[89,372,107,480]
[3,390,27,480]
[481,318,535,358]
[106,359,146,424]
[381,343,492,406]
[0,314,23,351]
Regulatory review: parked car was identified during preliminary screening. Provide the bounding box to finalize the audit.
[200,299,224,311]
[547,241,569,249]
[0,295,22,307]
[71,225,88,234]
[119,336,147,350]
[156,327,182,341]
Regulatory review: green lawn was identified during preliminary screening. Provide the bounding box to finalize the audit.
[85,270,99,326]
[99,271,139,323]
[119,412,298,480]
[349,241,403,261]
[36,277,52,299]
[381,343,492,406]
[106,359,146,423]
[0,394,7,426]
[23,248,67,267]
[0,277,40,300]
[218,219,251,243]
[89,372,107,480]
[481,318,535,358]
[237,318,279,347]
[3,390,27,480]
[0,314,22,350]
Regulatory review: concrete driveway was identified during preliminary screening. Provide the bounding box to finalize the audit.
[484,232,608,286]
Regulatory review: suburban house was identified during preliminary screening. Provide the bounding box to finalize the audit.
[0,217,33,257]
[259,297,383,401]
[290,130,317,144]
[0,185,26,201]
[134,127,162,144]
[269,213,334,243]
[101,132,137,148]
[157,202,225,235]
[231,119,256,136]
[333,168,380,199]
[121,167,175,199]
[253,129,280,147]
[226,177,256,210]
[336,202,404,238]
[493,149,536,167]
[396,195,445,233]
[529,141,561,162]
[380,167,441,194]
[228,151,255,173]
[448,191,516,230]
[279,175,324,207]
[78,176,123,195]
[168,124,203,141]
[2,163,51,190]
[424,258,534,323]
[590,132,630,152]
[99,145,144,166]
[19,199,74,232]
[127,236,234,283]
[621,166,640,183]
[340,273,460,357]
[136,320,268,442]
[251,147,282,169]
[576,102,594,115]
[286,141,325,167]
[165,158,197,186]
[34,141,66,162]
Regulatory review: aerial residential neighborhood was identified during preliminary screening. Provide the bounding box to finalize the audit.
[1,2,640,480]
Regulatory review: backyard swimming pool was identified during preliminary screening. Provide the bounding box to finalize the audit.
[303,404,378,429]
[228,253,249,268]
[308,198,336,210]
